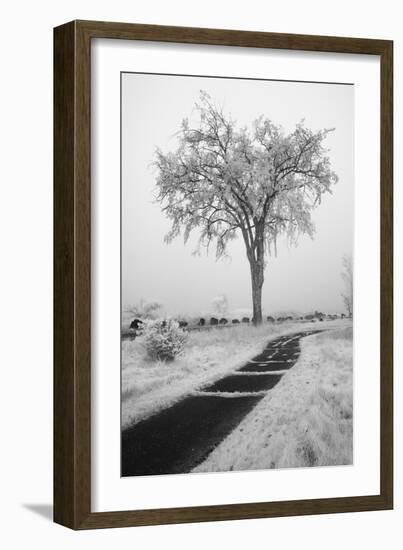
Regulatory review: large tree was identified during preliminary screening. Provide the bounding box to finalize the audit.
[155,92,338,325]
[341,254,353,317]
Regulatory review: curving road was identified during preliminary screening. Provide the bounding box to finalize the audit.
[121,329,324,477]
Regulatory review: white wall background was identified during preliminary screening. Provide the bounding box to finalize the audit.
[0,0,400,548]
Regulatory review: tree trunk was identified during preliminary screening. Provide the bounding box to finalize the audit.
[242,225,265,326]
[250,260,264,325]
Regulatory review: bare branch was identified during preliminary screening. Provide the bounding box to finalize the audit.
[153,91,337,264]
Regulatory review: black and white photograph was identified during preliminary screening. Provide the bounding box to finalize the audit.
[0,0,396,540]
[120,72,354,477]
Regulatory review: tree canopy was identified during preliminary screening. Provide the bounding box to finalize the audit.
[155,91,337,260]
[154,91,338,324]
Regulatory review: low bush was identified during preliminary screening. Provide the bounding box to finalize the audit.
[143,319,188,361]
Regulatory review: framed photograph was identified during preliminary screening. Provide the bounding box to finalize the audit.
[54,20,393,529]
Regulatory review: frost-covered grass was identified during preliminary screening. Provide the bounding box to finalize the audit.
[193,325,353,472]
[121,320,332,428]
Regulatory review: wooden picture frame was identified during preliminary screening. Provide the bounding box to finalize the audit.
[54,20,393,529]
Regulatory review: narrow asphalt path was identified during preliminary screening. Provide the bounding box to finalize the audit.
[121,329,324,477]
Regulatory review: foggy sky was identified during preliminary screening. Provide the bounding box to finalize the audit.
[121,73,354,317]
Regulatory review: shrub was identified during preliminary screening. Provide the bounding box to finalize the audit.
[143,319,188,361]
[126,299,163,320]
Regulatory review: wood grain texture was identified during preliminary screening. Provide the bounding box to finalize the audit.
[54,20,393,530]
[54,20,91,528]
[54,21,76,528]
[75,19,391,54]
[380,41,393,506]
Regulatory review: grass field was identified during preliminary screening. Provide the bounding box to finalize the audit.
[193,325,353,472]
[122,322,282,428]
[121,320,341,428]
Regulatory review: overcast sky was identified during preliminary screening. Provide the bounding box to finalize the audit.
[121,73,354,318]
